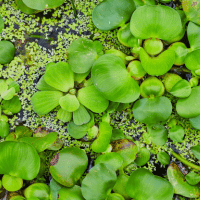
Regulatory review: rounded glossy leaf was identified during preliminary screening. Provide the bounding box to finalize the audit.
[68,38,97,73]
[139,48,175,76]
[57,108,72,123]
[0,41,15,64]
[134,147,150,166]
[0,121,9,138]
[140,77,165,98]
[31,91,63,115]
[185,171,200,185]
[2,96,21,115]
[0,141,40,180]
[163,73,182,92]
[81,163,117,200]
[187,22,200,50]
[44,62,74,93]
[133,97,172,125]
[130,5,182,40]
[185,49,200,71]
[189,115,200,130]
[191,145,200,160]
[111,129,125,142]
[143,38,163,56]
[92,0,136,31]
[176,86,200,118]
[169,125,184,143]
[107,193,125,200]
[126,168,174,200]
[157,152,170,165]
[92,54,140,103]
[50,147,88,187]
[167,162,200,198]
[105,49,128,65]
[73,105,91,125]
[22,0,65,10]
[16,0,37,14]
[77,85,109,113]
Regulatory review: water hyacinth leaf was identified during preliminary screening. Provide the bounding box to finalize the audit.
[157,152,170,165]
[92,54,140,103]
[19,132,58,153]
[57,108,72,123]
[189,115,200,130]
[0,41,15,64]
[111,139,138,167]
[44,62,74,92]
[185,171,200,185]
[68,38,97,73]
[191,145,200,160]
[50,147,88,187]
[2,96,21,115]
[31,91,63,115]
[22,0,65,10]
[50,178,63,200]
[1,87,15,100]
[91,122,112,153]
[176,86,200,118]
[92,0,136,31]
[73,105,91,125]
[93,41,103,53]
[163,73,182,92]
[143,38,163,56]
[133,97,172,125]
[58,185,85,200]
[126,168,174,200]
[0,14,4,33]
[170,79,191,98]
[167,162,200,198]
[0,121,9,138]
[0,141,40,180]
[7,80,20,93]
[134,147,150,166]
[147,124,168,146]
[111,129,125,142]
[107,193,125,200]
[182,0,200,25]
[67,112,94,139]
[74,70,90,84]
[77,85,109,113]
[140,77,165,98]
[169,125,184,143]
[24,183,50,200]
[105,49,128,65]
[81,163,117,200]
[187,22,200,50]
[130,5,182,40]
[185,49,200,71]
[95,152,123,171]
[0,80,8,94]
[16,0,37,14]
[139,48,175,76]
[36,76,58,91]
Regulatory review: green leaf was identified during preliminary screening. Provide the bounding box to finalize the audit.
[19,132,58,153]
[110,129,125,142]
[0,41,15,64]
[1,87,15,100]
[130,5,182,40]
[50,147,88,187]
[185,171,200,185]
[117,23,142,48]
[163,73,182,92]
[143,38,163,56]
[107,193,125,200]
[147,124,168,146]
[95,152,123,171]
[92,54,140,103]
[189,115,200,130]
[168,125,185,143]
[44,62,74,93]
[81,163,117,200]
[57,108,72,123]
[167,162,200,198]
[0,80,8,95]
[2,96,21,115]
[105,49,128,65]
[182,0,200,25]
[176,86,200,118]
[16,0,37,14]
[77,85,109,113]
[37,75,58,91]
[134,147,150,166]
[22,0,65,10]
[133,97,172,125]
[50,178,63,200]
[92,0,136,31]
[157,152,170,165]
[126,168,174,200]
[0,14,4,33]
[14,126,33,139]
[0,121,9,138]
[73,105,91,125]
[74,70,90,84]
[139,48,175,76]
[185,49,200,71]
[191,145,200,160]
[187,22,200,50]
[0,141,40,180]
[68,38,97,73]
[31,91,63,115]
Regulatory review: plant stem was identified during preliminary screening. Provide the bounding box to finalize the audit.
[171,151,200,171]
[71,0,77,18]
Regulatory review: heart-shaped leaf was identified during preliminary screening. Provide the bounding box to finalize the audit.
[163,73,182,92]
[81,163,117,200]
[185,49,200,71]
[111,129,125,142]
[134,147,150,166]
[157,152,170,165]
[44,62,74,93]
[139,48,175,76]
[168,125,185,143]
[92,0,136,31]
[92,54,140,103]
[77,85,109,113]
[189,115,200,130]
[73,105,91,125]
[31,91,63,115]
[187,22,200,50]
[68,38,97,74]
[130,5,182,40]
[50,147,88,187]
[176,86,200,118]
[2,96,21,115]
[133,97,172,125]
[0,41,15,64]
[126,168,174,200]
[0,141,40,180]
